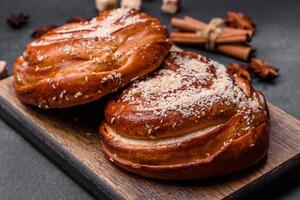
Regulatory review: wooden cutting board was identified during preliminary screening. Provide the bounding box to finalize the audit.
[0,76,300,200]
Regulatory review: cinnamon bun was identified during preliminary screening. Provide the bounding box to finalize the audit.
[100,51,270,180]
[13,8,171,108]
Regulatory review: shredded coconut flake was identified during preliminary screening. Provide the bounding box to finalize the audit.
[121,53,263,121]
[74,91,83,98]
[31,8,145,46]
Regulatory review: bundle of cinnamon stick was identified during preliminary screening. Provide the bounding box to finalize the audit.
[170,15,255,61]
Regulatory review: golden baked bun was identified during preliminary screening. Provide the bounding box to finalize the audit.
[101,51,270,180]
[13,8,171,108]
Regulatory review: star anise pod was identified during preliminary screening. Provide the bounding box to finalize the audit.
[7,13,30,28]
[249,58,279,80]
[67,16,87,23]
[225,11,255,31]
[227,63,251,81]
[31,25,58,38]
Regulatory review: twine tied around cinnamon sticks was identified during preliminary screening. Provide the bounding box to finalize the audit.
[171,16,255,61]
[198,18,224,51]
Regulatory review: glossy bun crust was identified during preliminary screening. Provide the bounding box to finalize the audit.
[13,8,171,108]
[101,51,270,180]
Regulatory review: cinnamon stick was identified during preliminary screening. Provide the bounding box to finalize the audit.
[171,32,253,60]
[170,15,256,60]
[171,32,248,44]
[171,16,253,38]
[216,44,254,61]
[184,16,254,37]
[171,17,202,32]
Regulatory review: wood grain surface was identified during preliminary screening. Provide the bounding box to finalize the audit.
[0,76,300,200]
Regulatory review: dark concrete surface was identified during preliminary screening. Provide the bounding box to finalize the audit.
[0,0,300,199]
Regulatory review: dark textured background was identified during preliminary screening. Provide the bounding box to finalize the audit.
[0,0,300,199]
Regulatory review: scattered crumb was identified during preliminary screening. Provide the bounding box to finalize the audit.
[121,0,142,10]
[95,0,117,12]
[161,0,180,14]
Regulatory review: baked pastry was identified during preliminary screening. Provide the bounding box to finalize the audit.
[100,51,270,180]
[13,8,171,108]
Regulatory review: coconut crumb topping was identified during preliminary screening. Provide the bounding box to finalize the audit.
[31,8,145,46]
[121,52,264,121]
